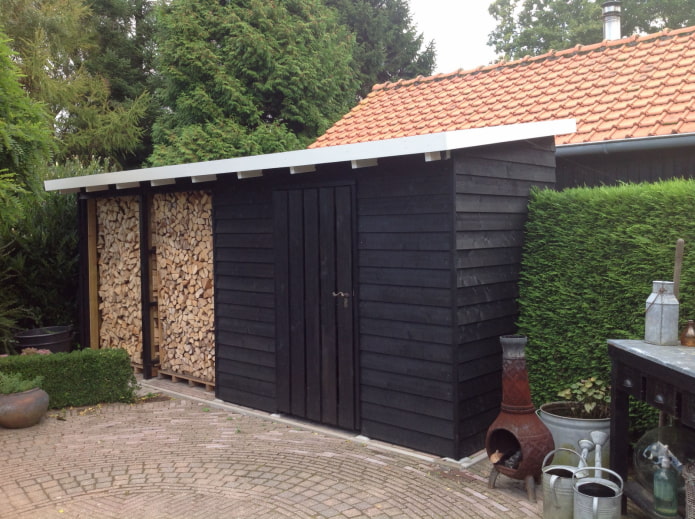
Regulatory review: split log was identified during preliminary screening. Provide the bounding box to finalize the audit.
[153,191,215,382]
[96,197,143,362]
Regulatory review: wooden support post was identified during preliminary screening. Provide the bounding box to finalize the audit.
[87,198,100,349]
[139,190,153,379]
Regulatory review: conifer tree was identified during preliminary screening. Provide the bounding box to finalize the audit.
[150,0,358,165]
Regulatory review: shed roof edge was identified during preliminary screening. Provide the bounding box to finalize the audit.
[44,119,576,193]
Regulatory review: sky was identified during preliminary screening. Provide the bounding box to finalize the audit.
[407,1,499,74]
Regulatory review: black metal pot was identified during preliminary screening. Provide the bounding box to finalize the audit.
[14,325,74,353]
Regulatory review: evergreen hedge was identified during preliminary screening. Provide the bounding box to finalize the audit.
[519,179,695,433]
[0,348,137,408]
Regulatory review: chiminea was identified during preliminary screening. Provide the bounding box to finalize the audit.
[485,334,554,502]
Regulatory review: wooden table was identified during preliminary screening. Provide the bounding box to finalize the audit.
[608,339,695,517]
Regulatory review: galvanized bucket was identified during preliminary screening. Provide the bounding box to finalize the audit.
[542,448,583,519]
[572,467,623,519]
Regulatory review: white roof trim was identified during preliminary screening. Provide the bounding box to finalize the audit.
[44,119,576,193]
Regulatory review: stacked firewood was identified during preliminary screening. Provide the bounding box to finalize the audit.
[96,196,143,362]
[153,191,215,382]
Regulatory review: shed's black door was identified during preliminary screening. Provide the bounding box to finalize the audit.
[274,185,357,430]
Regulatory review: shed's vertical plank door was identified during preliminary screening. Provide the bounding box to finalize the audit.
[275,185,356,430]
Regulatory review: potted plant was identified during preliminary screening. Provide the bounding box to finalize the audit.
[0,372,49,428]
[538,377,611,467]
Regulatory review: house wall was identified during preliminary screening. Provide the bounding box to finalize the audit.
[452,138,557,457]
[557,146,695,189]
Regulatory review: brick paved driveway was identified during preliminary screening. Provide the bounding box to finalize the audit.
[0,377,542,519]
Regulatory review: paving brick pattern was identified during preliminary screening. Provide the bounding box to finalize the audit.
[0,376,639,518]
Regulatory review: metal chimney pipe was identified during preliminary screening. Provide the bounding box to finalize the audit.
[602,1,622,40]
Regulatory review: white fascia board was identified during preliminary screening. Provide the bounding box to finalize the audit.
[44,119,576,192]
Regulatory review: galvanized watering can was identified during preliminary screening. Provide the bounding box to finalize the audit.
[572,467,623,519]
[542,448,584,519]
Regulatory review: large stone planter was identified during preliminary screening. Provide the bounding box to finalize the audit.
[0,388,50,428]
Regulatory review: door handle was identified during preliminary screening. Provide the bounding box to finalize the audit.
[332,291,349,298]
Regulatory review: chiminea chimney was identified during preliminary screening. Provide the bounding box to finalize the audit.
[602,1,622,40]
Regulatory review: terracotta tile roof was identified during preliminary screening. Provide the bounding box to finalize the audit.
[311,26,695,148]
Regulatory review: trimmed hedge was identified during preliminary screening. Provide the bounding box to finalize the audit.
[519,179,695,433]
[0,348,137,408]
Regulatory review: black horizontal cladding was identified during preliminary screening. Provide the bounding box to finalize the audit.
[359,300,451,326]
[361,385,453,420]
[454,167,554,194]
[216,376,275,411]
[359,232,450,251]
[556,145,695,190]
[359,193,451,215]
[216,289,274,309]
[359,267,450,288]
[214,181,276,410]
[455,230,524,249]
[360,317,451,345]
[361,367,452,401]
[217,303,273,324]
[359,284,450,307]
[361,401,454,439]
[456,351,502,382]
[354,155,456,456]
[215,275,274,294]
[217,357,275,383]
[361,419,455,457]
[212,247,273,264]
[215,261,274,279]
[456,138,556,171]
[456,407,499,452]
[360,334,450,363]
[455,193,529,213]
[455,248,521,269]
[361,350,453,382]
[457,298,518,326]
[216,340,275,364]
[358,213,451,233]
[452,139,556,458]
[455,336,501,364]
[215,233,272,249]
[456,211,527,232]
[456,264,521,287]
[457,282,519,307]
[217,314,275,339]
[214,326,275,353]
[359,249,451,269]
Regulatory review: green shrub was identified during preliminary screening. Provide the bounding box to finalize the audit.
[0,187,79,330]
[0,348,137,408]
[519,179,695,435]
[0,371,43,394]
[0,160,108,345]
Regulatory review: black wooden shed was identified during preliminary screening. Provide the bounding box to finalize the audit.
[46,119,575,459]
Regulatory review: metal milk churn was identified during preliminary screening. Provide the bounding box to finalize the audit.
[645,281,680,346]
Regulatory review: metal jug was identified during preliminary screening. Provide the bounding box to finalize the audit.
[542,448,583,519]
[572,467,623,519]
